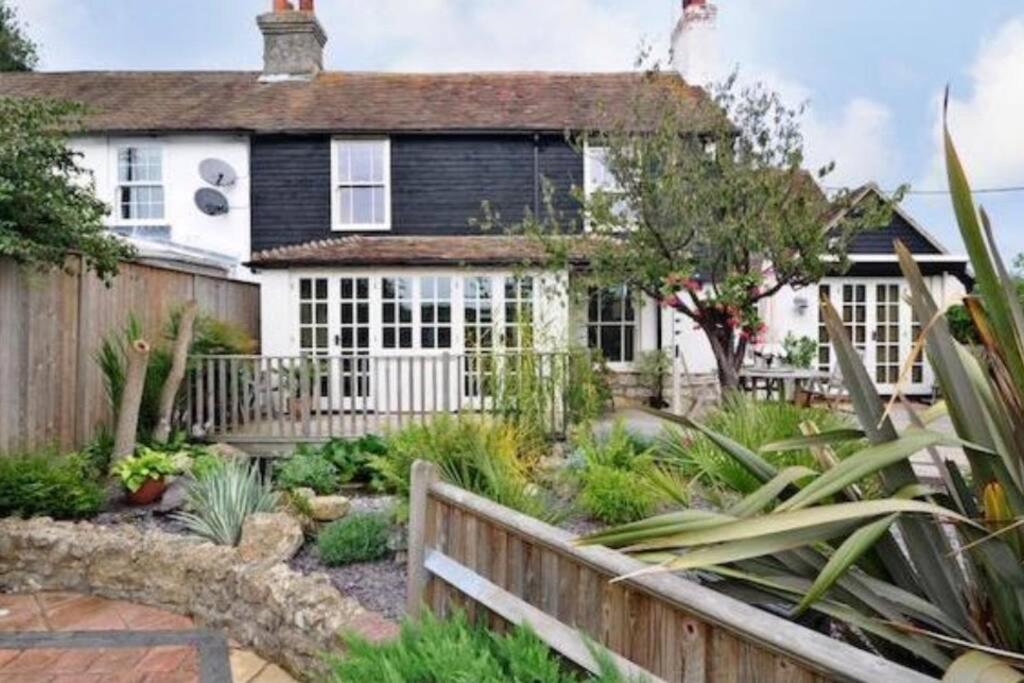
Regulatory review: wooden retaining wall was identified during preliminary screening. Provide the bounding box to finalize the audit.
[406,461,939,683]
[0,256,259,453]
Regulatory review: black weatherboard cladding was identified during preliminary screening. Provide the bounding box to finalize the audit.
[250,133,582,252]
[847,210,942,255]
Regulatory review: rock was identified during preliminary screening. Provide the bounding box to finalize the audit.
[237,513,304,564]
[308,496,350,522]
[156,477,190,514]
[292,487,316,503]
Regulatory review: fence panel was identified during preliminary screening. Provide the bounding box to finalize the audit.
[0,256,259,453]
[406,461,939,683]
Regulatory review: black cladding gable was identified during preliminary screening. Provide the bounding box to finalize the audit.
[847,209,942,255]
[250,133,582,252]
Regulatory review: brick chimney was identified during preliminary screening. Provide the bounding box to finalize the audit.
[257,0,327,81]
[671,0,718,85]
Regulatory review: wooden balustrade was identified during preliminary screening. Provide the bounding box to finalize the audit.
[183,352,570,443]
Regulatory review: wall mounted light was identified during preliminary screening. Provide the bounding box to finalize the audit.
[794,296,810,315]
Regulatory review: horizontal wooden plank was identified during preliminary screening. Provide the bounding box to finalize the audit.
[425,549,666,683]
[428,481,938,683]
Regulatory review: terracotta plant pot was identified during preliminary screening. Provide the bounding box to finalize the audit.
[127,477,168,506]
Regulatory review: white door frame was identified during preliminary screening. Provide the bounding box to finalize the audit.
[821,278,930,395]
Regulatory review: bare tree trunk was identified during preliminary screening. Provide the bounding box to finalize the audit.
[153,301,198,444]
[704,327,742,392]
[112,339,151,463]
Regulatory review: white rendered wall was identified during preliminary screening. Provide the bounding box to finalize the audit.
[73,134,253,279]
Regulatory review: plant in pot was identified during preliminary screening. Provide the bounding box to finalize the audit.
[634,350,670,409]
[111,447,179,505]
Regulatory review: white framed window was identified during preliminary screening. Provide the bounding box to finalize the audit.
[420,277,453,350]
[381,276,414,349]
[503,276,534,351]
[587,285,637,364]
[583,143,632,230]
[116,146,165,222]
[331,138,391,231]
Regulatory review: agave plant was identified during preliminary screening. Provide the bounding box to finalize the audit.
[173,458,279,546]
[580,97,1024,680]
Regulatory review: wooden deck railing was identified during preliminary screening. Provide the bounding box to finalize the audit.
[183,352,570,442]
[406,460,939,683]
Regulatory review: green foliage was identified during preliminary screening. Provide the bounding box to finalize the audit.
[582,119,1024,679]
[372,416,561,522]
[80,429,115,478]
[317,512,391,566]
[571,422,660,524]
[109,447,178,492]
[275,435,387,494]
[0,1,36,71]
[782,332,817,369]
[0,452,104,519]
[565,347,613,425]
[275,450,340,494]
[0,97,134,281]
[579,465,658,525]
[172,458,279,546]
[634,350,670,406]
[326,610,643,683]
[660,394,859,497]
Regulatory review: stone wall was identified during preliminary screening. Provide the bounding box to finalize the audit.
[0,517,395,681]
[609,370,720,407]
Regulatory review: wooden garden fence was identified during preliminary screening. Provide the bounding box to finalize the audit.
[405,461,940,683]
[0,256,259,453]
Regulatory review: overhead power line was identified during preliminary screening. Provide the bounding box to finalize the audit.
[826,185,1024,196]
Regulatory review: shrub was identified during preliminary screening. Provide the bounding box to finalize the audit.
[110,447,178,492]
[634,350,670,407]
[659,393,860,496]
[317,512,391,566]
[326,609,639,683]
[579,464,658,525]
[372,416,560,521]
[173,458,278,545]
[566,346,613,425]
[275,450,340,494]
[782,332,816,369]
[0,453,104,519]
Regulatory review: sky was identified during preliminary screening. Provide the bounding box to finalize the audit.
[10,0,1024,258]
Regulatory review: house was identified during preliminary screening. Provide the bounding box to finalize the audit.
[0,0,968,411]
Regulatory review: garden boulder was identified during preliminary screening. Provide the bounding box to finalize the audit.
[237,512,304,564]
[309,495,351,522]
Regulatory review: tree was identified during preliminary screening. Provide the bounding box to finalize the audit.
[515,69,892,390]
[0,97,134,282]
[0,0,37,71]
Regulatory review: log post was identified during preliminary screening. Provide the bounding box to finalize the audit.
[153,301,199,443]
[406,460,440,618]
[112,339,152,463]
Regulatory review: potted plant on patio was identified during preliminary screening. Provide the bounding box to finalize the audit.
[111,447,179,505]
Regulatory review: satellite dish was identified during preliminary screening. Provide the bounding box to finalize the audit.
[195,188,230,216]
[199,158,238,187]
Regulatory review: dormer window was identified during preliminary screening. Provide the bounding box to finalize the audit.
[116,146,164,222]
[332,138,391,231]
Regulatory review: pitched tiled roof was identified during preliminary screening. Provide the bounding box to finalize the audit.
[0,70,713,134]
[248,235,590,268]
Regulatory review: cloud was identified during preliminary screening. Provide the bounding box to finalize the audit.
[921,16,1024,190]
[802,97,899,189]
[319,0,664,72]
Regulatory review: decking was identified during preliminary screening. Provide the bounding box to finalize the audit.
[184,353,571,448]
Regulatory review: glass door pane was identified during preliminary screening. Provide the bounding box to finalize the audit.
[339,277,371,407]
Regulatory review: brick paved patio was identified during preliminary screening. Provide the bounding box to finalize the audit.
[0,593,297,683]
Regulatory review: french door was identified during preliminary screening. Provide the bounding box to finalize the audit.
[821,279,929,395]
[335,277,372,411]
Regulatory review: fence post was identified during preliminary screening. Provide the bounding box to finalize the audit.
[406,459,441,618]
